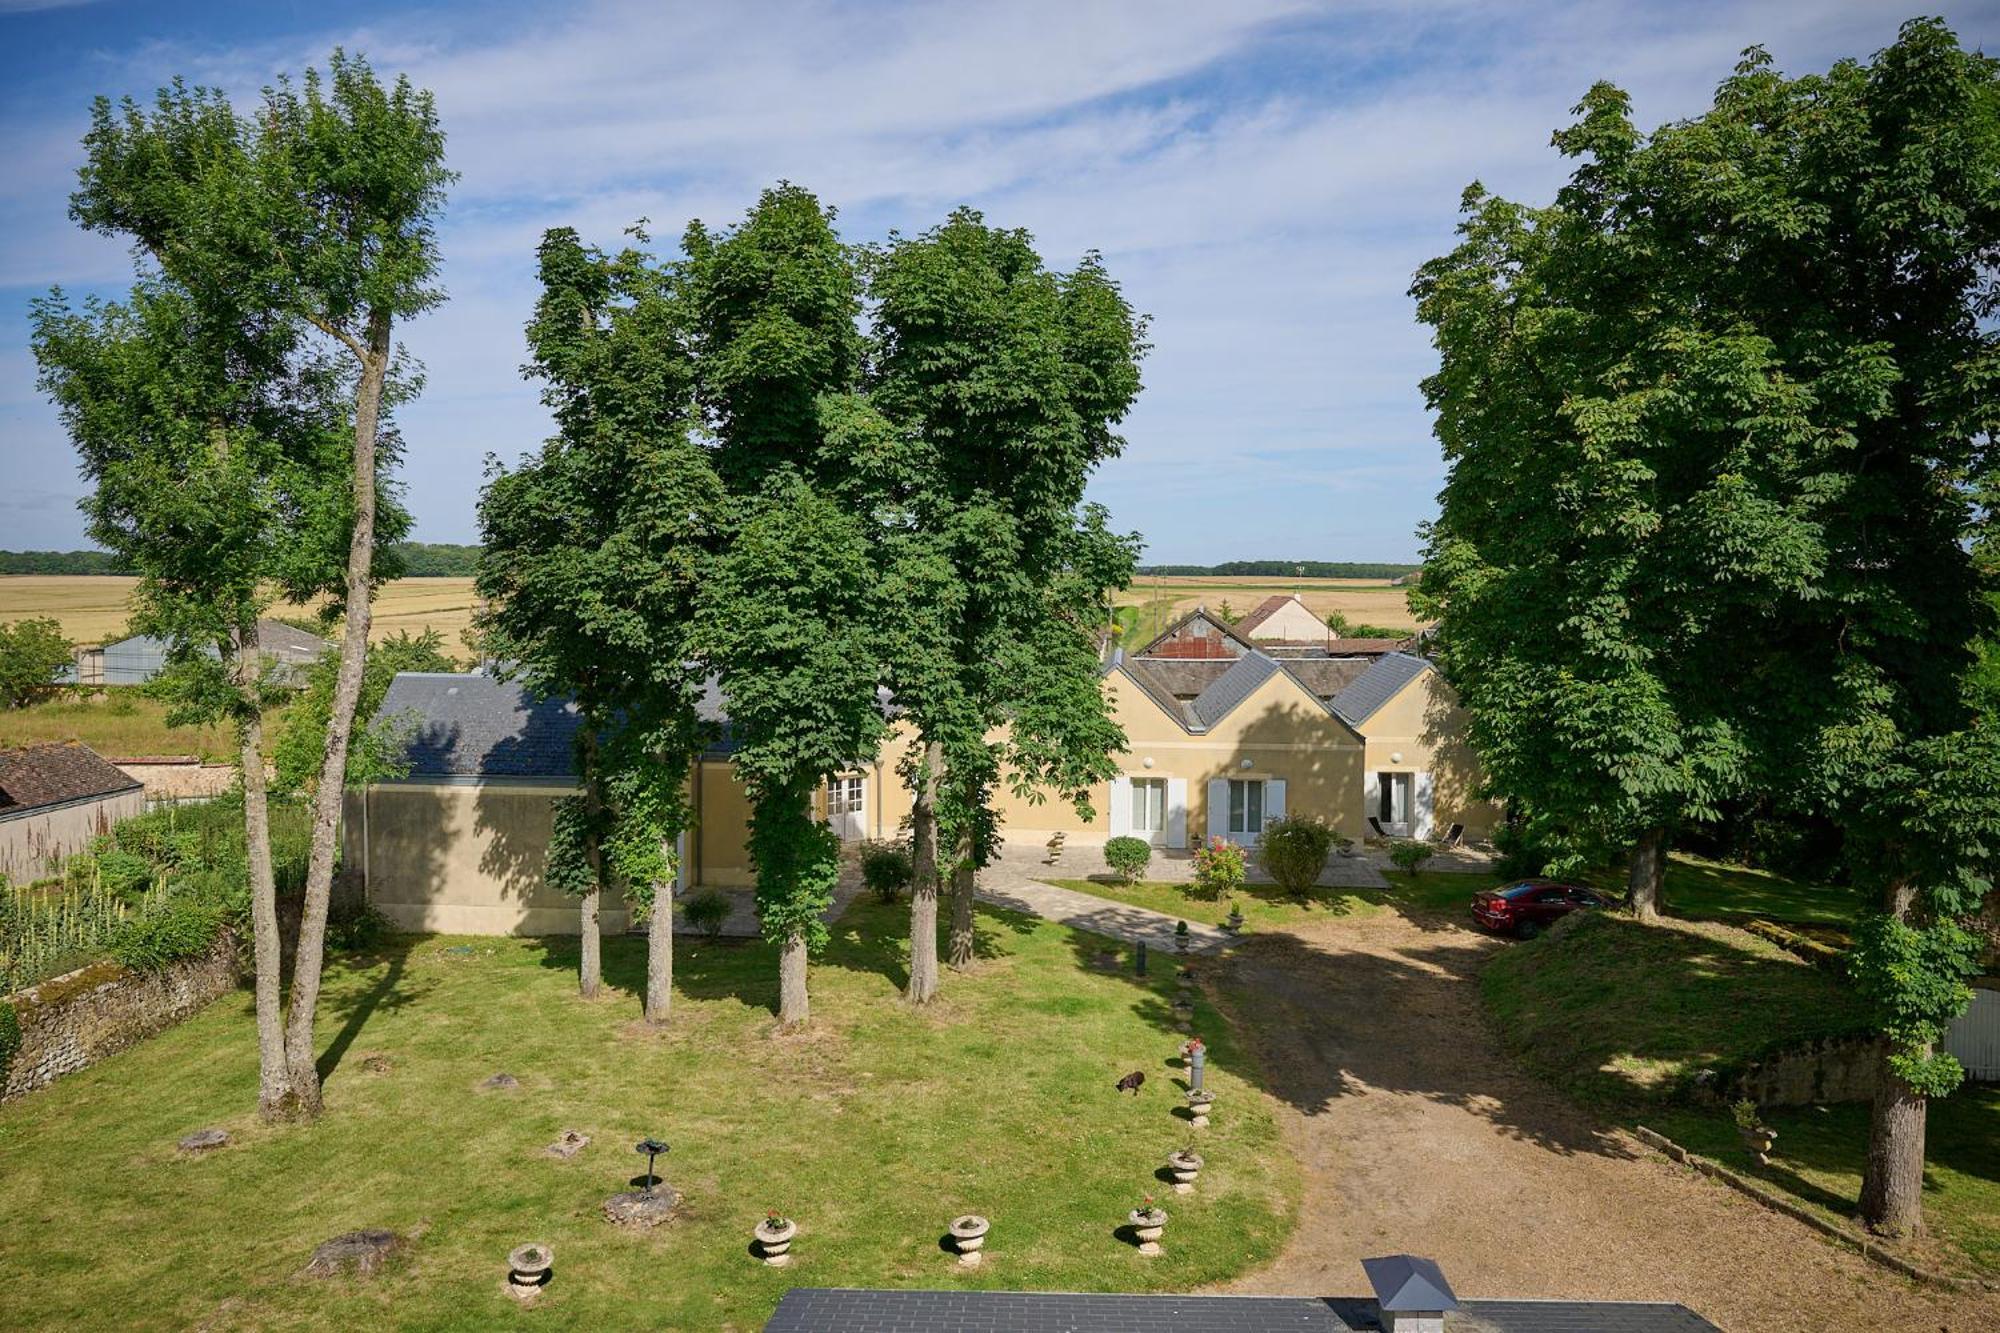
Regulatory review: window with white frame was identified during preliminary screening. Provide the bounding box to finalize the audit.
[1131,777,1167,841]
[1376,771,1412,834]
[1227,778,1266,836]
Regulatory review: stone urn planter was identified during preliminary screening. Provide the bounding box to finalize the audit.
[1738,1124,1778,1166]
[506,1243,553,1300]
[1223,904,1244,934]
[755,1216,798,1266]
[1185,1090,1215,1128]
[1166,1148,1204,1194]
[1170,994,1195,1032]
[948,1214,991,1268]
[1128,1205,1167,1256]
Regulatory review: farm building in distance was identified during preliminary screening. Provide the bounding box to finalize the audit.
[0,742,145,883]
[71,619,331,687]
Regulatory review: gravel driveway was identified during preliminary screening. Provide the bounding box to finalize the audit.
[1205,909,1998,1331]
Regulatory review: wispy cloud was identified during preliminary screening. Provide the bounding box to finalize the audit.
[5,0,1997,561]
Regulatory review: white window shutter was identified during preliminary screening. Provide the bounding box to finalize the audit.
[675,829,689,893]
[1206,778,1229,842]
[1415,771,1436,839]
[1166,778,1188,848]
[1108,776,1132,837]
[1363,771,1379,827]
[1266,779,1287,823]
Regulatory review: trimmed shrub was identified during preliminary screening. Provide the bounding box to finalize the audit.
[682,888,732,939]
[1191,837,1246,901]
[1257,815,1339,898]
[1103,836,1152,884]
[1389,840,1437,874]
[0,998,18,1087]
[327,896,391,951]
[858,841,914,903]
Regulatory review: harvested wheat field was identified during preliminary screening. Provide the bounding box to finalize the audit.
[1113,575,1425,646]
[0,576,483,657]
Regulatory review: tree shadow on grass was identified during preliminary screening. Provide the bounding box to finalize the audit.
[822,895,1037,993]
[525,930,781,1016]
[315,936,431,1084]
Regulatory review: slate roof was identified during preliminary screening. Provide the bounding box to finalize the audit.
[1125,657,1235,699]
[1277,657,1374,702]
[764,1289,1721,1332]
[1364,1253,1458,1311]
[1328,652,1433,728]
[1189,650,1284,728]
[0,742,142,815]
[1234,593,1298,635]
[377,673,586,779]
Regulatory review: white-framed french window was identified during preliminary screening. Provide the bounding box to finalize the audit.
[1227,778,1266,838]
[1376,771,1414,837]
[1130,776,1168,845]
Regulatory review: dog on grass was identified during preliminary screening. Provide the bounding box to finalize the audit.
[1115,1069,1146,1095]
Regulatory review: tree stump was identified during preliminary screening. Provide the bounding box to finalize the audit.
[305,1230,404,1277]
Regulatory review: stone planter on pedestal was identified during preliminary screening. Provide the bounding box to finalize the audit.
[948,1214,990,1268]
[1166,1148,1203,1194]
[1128,1206,1167,1255]
[1738,1125,1778,1166]
[1185,1090,1215,1128]
[754,1217,798,1266]
[506,1244,552,1301]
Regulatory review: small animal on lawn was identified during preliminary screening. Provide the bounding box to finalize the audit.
[1115,1070,1146,1096]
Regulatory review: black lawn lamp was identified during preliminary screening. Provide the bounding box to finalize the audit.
[635,1138,669,1193]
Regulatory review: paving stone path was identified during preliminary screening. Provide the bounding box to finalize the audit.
[975,875,1234,954]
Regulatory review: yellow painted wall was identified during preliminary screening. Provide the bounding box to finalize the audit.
[1352,671,1500,837]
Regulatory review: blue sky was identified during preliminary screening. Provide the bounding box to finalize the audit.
[4,1,1997,564]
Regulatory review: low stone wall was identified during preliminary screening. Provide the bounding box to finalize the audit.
[2,934,239,1102]
[1722,1033,1878,1108]
[113,759,240,801]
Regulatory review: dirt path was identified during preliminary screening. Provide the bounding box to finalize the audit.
[1207,910,1997,1331]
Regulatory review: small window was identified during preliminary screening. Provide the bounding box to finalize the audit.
[1227,779,1265,835]
[1131,777,1167,835]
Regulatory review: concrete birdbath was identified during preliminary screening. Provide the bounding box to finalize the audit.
[1185,1089,1215,1128]
[754,1215,798,1266]
[1166,1147,1204,1193]
[1128,1202,1167,1256]
[948,1214,990,1267]
[506,1243,552,1300]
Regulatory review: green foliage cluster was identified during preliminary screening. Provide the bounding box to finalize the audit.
[1389,840,1437,874]
[858,842,914,903]
[681,889,731,939]
[1257,816,1341,897]
[388,542,481,577]
[108,896,227,972]
[0,550,128,575]
[271,628,456,793]
[0,618,75,709]
[324,896,391,952]
[1103,836,1152,884]
[0,998,18,1087]
[1136,562,1418,579]
[1191,837,1246,901]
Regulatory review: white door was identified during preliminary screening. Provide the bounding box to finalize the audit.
[1375,772,1413,837]
[1130,777,1168,846]
[1225,778,1268,846]
[825,774,866,842]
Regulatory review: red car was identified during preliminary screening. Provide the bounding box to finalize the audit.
[1470,879,1609,938]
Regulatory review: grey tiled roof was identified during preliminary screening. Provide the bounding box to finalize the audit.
[378,672,585,779]
[1125,657,1234,699]
[1278,656,1373,701]
[763,1289,1720,1332]
[1190,650,1282,728]
[0,742,141,813]
[1328,651,1432,728]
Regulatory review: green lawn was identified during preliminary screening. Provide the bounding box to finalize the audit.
[0,691,285,762]
[1482,910,1872,1106]
[1652,1090,2000,1279]
[1586,853,1867,929]
[0,899,1295,1331]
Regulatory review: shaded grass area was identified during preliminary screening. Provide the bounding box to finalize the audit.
[1652,1090,2000,1279]
[0,899,1295,1331]
[1585,853,1867,929]
[0,692,284,762]
[1481,911,1871,1107]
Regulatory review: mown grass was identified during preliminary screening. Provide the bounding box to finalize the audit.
[1481,911,1872,1107]
[1584,852,1867,929]
[1047,876,1391,932]
[1651,1089,2000,1279]
[0,691,284,762]
[0,899,1295,1331]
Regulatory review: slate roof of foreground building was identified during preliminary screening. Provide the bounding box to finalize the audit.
[0,742,142,816]
[1109,648,1437,737]
[763,1288,1722,1332]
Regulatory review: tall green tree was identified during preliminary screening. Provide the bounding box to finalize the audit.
[271,629,457,794]
[0,619,74,708]
[476,226,717,1019]
[58,51,452,1118]
[1416,19,2000,1233]
[33,277,367,1121]
[860,212,1145,996]
[683,186,883,1027]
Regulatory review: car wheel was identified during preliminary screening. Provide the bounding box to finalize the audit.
[1517,919,1542,940]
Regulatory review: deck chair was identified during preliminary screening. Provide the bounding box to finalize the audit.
[1434,823,1465,848]
[1366,816,1388,840]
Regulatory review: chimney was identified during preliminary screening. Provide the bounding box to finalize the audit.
[1362,1254,1459,1333]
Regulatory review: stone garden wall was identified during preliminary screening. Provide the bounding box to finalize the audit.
[1,934,239,1102]
[1723,1033,1878,1108]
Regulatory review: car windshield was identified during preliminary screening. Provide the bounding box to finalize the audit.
[1499,882,1546,900]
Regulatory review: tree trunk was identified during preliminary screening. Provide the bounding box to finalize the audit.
[643,857,673,1025]
[237,628,290,1121]
[1860,878,1927,1236]
[579,881,602,1000]
[947,837,976,971]
[281,312,392,1117]
[777,926,810,1028]
[905,740,943,1005]
[577,736,605,1000]
[1626,824,1668,921]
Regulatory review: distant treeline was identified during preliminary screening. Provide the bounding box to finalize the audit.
[2,542,485,578]
[1135,561,1420,580]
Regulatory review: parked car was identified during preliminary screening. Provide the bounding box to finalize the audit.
[1470,879,1609,938]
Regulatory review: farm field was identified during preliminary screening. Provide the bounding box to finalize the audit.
[1112,575,1424,647]
[0,576,482,658]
